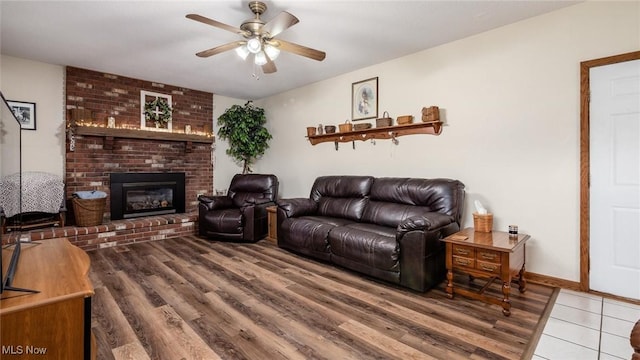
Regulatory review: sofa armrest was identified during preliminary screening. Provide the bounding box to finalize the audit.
[397,213,455,234]
[277,198,317,218]
[397,213,457,292]
[198,195,234,211]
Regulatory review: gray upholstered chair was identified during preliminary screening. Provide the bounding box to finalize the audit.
[198,174,278,242]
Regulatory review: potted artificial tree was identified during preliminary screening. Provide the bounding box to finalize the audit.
[217,101,272,174]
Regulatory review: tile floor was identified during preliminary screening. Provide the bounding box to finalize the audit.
[533,288,639,359]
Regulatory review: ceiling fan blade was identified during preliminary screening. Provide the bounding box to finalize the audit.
[273,39,326,61]
[262,55,277,74]
[262,11,299,38]
[196,41,245,58]
[186,14,249,37]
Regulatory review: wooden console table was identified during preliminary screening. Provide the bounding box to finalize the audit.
[1,238,94,359]
[442,228,529,316]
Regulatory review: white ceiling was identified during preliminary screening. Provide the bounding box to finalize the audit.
[1,1,579,100]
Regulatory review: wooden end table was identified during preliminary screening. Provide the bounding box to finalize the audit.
[442,227,529,316]
[266,205,277,243]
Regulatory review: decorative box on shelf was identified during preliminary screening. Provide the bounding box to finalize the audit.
[397,115,413,125]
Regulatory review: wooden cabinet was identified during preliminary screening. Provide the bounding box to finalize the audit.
[443,228,529,316]
[1,238,94,359]
[452,244,502,275]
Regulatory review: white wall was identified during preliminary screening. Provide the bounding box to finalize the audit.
[0,55,65,177]
[252,2,640,282]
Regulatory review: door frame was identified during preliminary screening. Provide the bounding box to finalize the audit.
[579,50,640,292]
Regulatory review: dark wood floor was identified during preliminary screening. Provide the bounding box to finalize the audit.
[88,236,556,360]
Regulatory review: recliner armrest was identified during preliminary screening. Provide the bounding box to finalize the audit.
[243,198,274,206]
[198,195,234,210]
[278,198,317,218]
[397,213,455,234]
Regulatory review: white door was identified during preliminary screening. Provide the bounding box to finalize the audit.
[590,59,640,299]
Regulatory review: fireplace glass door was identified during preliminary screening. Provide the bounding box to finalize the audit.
[123,182,175,218]
[110,172,185,220]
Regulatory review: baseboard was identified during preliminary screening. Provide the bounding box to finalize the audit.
[526,272,581,291]
[527,272,640,306]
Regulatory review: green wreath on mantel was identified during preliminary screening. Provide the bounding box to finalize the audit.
[144,97,173,127]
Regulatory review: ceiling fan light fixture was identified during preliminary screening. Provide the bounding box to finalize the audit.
[264,44,280,60]
[246,37,262,54]
[187,2,326,75]
[254,51,268,66]
[235,45,250,60]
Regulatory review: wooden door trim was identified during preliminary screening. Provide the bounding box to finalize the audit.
[579,50,640,292]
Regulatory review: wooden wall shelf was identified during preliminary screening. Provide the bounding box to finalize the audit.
[307,121,442,145]
[73,126,214,152]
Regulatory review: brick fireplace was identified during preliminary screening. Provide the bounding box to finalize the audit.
[64,67,214,249]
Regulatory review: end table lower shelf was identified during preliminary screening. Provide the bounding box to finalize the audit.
[442,227,530,316]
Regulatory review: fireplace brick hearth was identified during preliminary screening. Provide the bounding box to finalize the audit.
[63,67,214,248]
[21,214,197,251]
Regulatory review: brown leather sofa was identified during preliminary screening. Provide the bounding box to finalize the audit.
[277,175,465,292]
[198,173,278,242]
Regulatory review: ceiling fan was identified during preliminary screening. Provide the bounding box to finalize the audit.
[186,1,326,74]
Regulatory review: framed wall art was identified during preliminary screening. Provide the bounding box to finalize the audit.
[351,77,378,121]
[8,100,36,130]
[140,90,173,131]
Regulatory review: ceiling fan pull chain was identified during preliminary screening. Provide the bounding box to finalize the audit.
[252,62,261,80]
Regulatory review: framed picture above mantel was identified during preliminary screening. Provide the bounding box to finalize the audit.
[351,77,378,121]
[140,90,172,131]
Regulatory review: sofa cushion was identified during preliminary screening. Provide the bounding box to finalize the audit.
[362,201,433,228]
[310,176,373,221]
[280,216,355,257]
[328,224,399,273]
[317,197,368,222]
[363,177,465,225]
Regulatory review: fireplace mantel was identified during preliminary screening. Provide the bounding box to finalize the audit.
[73,125,214,152]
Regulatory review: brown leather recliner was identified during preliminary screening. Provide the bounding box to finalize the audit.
[198,174,278,242]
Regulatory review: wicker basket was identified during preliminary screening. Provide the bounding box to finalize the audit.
[338,120,353,133]
[72,197,106,226]
[397,115,414,125]
[353,123,372,131]
[376,111,393,127]
[473,213,493,233]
